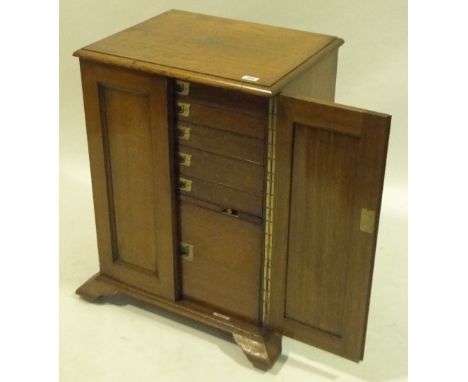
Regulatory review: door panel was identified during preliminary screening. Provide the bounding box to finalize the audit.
[80,61,178,299]
[285,125,359,337]
[269,95,390,361]
[102,87,159,273]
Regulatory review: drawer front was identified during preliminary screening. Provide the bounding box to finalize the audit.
[176,122,265,165]
[174,80,270,117]
[179,201,262,322]
[176,99,267,139]
[177,145,264,196]
[177,176,263,218]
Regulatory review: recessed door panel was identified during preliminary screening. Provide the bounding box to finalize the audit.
[269,95,390,361]
[80,61,177,299]
[285,125,359,337]
[102,87,159,273]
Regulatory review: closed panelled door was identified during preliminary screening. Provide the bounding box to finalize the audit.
[269,95,390,361]
[80,61,178,300]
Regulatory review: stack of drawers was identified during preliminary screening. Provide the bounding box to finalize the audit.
[173,81,269,323]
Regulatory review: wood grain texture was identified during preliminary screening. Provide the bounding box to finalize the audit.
[76,273,120,302]
[176,122,265,165]
[285,125,359,336]
[268,95,390,361]
[178,145,264,196]
[102,86,159,272]
[175,80,269,117]
[233,332,282,371]
[75,10,343,91]
[77,272,281,370]
[73,11,393,370]
[177,177,264,218]
[179,201,262,323]
[281,50,338,101]
[178,195,262,225]
[79,61,178,299]
[177,99,267,139]
[76,272,272,340]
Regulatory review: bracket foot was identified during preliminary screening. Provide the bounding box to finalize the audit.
[76,273,119,302]
[233,332,282,370]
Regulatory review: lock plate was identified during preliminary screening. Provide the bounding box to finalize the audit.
[213,312,230,320]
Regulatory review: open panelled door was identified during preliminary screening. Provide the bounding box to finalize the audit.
[269,95,390,361]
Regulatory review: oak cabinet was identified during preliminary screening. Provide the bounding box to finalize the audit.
[75,10,390,370]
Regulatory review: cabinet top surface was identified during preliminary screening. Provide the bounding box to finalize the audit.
[75,10,343,94]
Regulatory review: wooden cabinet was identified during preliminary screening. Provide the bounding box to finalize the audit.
[75,10,390,370]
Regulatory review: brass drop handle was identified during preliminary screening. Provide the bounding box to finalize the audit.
[180,242,194,261]
[177,125,191,140]
[175,80,190,95]
[177,177,192,192]
[176,102,190,117]
[178,152,192,167]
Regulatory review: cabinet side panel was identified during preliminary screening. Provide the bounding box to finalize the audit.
[100,86,159,274]
[280,50,338,101]
[285,126,359,336]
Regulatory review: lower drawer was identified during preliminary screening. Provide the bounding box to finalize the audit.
[179,201,262,322]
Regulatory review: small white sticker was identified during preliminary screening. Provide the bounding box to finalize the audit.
[241,75,260,82]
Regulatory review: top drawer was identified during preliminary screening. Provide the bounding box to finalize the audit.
[174,80,270,117]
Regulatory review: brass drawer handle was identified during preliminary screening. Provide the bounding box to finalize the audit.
[180,242,194,261]
[177,177,192,192]
[177,125,191,140]
[176,102,190,117]
[178,152,192,167]
[175,80,190,95]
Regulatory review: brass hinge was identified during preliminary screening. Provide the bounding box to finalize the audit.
[261,97,277,323]
[360,208,376,234]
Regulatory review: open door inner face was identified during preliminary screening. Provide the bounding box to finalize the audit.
[269,95,390,361]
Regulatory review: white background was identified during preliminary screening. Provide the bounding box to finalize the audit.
[3,0,467,381]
